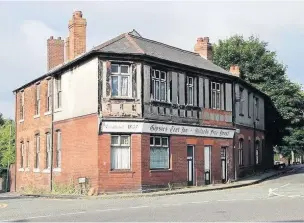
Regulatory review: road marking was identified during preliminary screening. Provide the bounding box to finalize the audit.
[0,203,8,209]
[280,183,290,188]
[288,195,301,198]
[96,208,122,212]
[129,205,149,209]
[268,188,284,197]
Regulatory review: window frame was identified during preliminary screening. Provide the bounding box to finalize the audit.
[110,64,131,98]
[35,83,40,116]
[110,135,131,170]
[151,69,167,102]
[34,134,40,169]
[254,96,259,120]
[239,87,244,116]
[26,141,30,168]
[186,76,194,105]
[56,76,62,109]
[211,82,221,110]
[45,132,52,169]
[238,139,244,166]
[20,91,24,121]
[46,79,52,112]
[20,142,24,168]
[150,135,170,170]
[56,130,62,168]
[248,92,252,118]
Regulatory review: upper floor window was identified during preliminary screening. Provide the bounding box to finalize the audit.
[211,82,221,109]
[35,84,40,116]
[151,69,166,101]
[239,87,244,115]
[186,76,194,105]
[254,96,259,120]
[55,76,62,109]
[248,92,252,118]
[111,64,130,97]
[19,91,24,120]
[46,79,52,112]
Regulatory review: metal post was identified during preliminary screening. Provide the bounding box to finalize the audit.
[6,121,12,192]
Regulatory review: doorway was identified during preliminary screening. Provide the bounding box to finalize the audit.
[187,145,194,186]
[221,147,227,183]
[204,146,211,185]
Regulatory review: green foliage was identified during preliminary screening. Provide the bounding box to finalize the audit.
[0,118,15,168]
[213,35,304,152]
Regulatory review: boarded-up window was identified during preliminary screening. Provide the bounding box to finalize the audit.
[46,79,52,112]
[45,133,52,169]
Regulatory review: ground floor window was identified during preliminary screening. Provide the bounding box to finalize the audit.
[111,135,130,170]
[238,139,244,166]
[150,136,169,169]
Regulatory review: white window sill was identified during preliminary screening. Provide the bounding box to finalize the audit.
[53,168,61,172]
[54,108,62,113]
[110,96,134,100]
[42,169,51,173]
[33,168,40,173]
[18,168,24,172]
[44,111,52,116]
[34,114,40,119]
[25,168,30,172]
[19,119,24,123]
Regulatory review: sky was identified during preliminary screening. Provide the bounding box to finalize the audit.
[1,1,304,119]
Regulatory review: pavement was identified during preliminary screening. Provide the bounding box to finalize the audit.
[0,165,294,200]
[1,165,304,222]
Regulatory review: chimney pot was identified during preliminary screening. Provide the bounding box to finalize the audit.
[197,37,204,42]
[73,11,83,18]
[50,36,54,40]
[57,37,61,40]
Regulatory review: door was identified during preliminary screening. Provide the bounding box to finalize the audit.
[187,145,194,186]
[204,146,211,185]
[221,147,227,183]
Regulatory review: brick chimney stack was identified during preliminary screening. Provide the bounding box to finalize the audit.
[194,37,213,61]
[230,65,240,77]
[66,11,87,61]
[47,36,64,71]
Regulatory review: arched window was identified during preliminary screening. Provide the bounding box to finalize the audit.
[238,139,244,166]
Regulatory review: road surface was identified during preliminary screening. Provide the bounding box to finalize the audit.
[1,166,304,222]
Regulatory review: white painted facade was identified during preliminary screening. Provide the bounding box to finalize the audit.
[53,57,99,122]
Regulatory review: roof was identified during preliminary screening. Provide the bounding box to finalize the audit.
[13,30,255,93]
[93,31,231,75]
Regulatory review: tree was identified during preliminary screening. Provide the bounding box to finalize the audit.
[0,113,4,126]
[0,119,15,168]
[213,35,304,155]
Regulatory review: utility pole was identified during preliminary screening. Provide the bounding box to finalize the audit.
[6,120,12,192]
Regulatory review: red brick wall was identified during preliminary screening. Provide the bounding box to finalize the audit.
[53,114,99,189]
[15,78,52,191]
[47,36,64,71]
[98,133,233,192]
[235,125,265,177]
[98,134,142,192]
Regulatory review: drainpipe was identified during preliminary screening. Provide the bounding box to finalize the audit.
[232,81,236,181]
[50,77,55,191]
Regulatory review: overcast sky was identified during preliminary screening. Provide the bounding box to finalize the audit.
[1,1,304,119]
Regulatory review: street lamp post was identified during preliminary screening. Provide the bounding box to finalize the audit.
[5,120,12,192]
